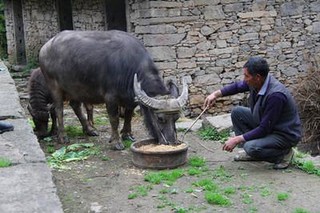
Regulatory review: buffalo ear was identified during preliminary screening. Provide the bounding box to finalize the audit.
[166,80,179,98]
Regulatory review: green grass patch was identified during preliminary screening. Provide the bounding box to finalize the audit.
[144,169,184,185]
[293,208,311,213]
[198,127,230,142]
[192,178,218,192]
[123,139,133,149]
[128,184,153,199]
[292,149,320,176]
[94,116,109,126]
[47,143,100,169]
[204,191,231,206]
[0,157,12,167]
[277,192,289,201]
[188,156,206,167]
[65,125,84,137]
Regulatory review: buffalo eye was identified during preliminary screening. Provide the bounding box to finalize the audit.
[156,114,166,124]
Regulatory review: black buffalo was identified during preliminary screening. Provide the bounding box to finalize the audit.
[39,30,188,150]
[27,67,97,138]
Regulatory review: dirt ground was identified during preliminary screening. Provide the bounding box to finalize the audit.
[14,76,320,213]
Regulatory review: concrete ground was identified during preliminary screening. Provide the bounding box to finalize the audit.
[0,61,63,213]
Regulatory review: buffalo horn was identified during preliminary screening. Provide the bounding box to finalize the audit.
[133,74,188,110]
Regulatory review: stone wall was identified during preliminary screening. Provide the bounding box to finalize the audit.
[129,0,320,116]
[4,0,320,116]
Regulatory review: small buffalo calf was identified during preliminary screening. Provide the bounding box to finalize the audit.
[28,67,98,139]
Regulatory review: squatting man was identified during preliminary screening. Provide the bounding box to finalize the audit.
[203,56,301,169]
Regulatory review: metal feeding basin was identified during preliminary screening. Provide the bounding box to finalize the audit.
[130,139,188,169]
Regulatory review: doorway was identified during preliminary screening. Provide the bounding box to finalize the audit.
[57,0,73,31]
[105,0,127,31]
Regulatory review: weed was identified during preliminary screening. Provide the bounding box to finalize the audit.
[187,167,202,176]
[292,149,320,176]
[185,188,194,193]
[94,116,108,126]
[192,178,218,192]
[260,187,272,197]
[188,156,206,167]
[100,156,110,161]
[65,125,84,137]
[0,157,12,167]
[242,192,254,204]
[293,208,310,213]
[127,193,138,199]
[128,185,153,199]
[144,169,184,185]
[198,127,229,142]
[123,139,133,149]
[212,165,233,181]
[223,186,236,195]
[204,191,231,206]
[277,192,289,201]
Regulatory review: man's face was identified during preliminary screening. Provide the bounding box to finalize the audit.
[243,68,262,89]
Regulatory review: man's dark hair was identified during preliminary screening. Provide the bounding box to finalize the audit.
[243,57,270,77]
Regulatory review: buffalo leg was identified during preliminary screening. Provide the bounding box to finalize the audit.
[49,105,57,136]
[84,103,94,127]
[69,101,98,136]
[120,108,135,142]
[51,89,68,143]
[106,103,124,150]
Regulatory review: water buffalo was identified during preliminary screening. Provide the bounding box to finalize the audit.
[39,30,188,150]
[27,67,98,139]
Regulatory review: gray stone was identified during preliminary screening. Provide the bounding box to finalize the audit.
[312,22,320,34]
[280,1,304,16]
[202,113,232,132]
[143,34,185,46]
[203,5,225,20]
[239,33,259,41]
[177,47,196,58]
[147,46,176,61]
[200,25,214,36]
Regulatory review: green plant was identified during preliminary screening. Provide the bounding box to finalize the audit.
[242,192,253,204]
[188,155,206,167]
[128,185,153,199]
[293,208,310,213]
[192,179,218,192]
[123,139,132,149]
[65,125,84,137]
[277,192,289,201]
[223,186,236,195]
[259,187,271,197]
[204,191,231,206]
[292,149,320,176]
[94,116,108,125]
[0,157,12,167]
[198,127,229,142]
[144,169,184,185]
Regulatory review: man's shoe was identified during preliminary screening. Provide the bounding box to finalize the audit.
[0,121,14,134]
[234,150,256,161]
[273,148,294,170]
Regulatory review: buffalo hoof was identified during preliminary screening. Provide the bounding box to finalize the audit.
[86,130,99,136]
[114,142,125,150]
[122,134,135,142]
[57,136,70,144]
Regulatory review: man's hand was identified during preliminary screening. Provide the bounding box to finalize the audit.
[222,135,245,152]
[203,90,222,108]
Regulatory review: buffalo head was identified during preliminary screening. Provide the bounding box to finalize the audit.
[134,74,188,145]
